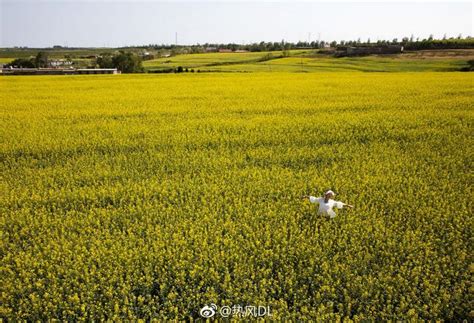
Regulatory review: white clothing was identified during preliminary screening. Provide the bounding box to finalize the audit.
[309,196,344,218]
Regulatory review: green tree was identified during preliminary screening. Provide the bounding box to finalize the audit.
[112,51,144,73]
[35,52,49,68]
[7,58,36,68]
[96,54,114,68]
[96,52,143,73]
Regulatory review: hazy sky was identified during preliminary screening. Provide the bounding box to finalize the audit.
[1,1,472,47]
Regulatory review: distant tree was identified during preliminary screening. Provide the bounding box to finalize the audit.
[249,43,261,52]
[35,52,49,68]
[96,51,143,72]
[7,58,36,68]
[111,51,143,73]
[467,59,474,71]
[96,54,114,68]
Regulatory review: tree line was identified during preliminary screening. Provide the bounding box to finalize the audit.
[136,35,474,52]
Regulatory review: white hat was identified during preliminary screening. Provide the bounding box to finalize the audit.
[325,190,335,196]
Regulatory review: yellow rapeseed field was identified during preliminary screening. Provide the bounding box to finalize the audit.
[0,73,472,320]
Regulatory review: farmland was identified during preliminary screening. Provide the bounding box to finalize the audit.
[3,47,472,72]
[1,73,473,320]
[143,51,472,72]
[142,50,310,71]
[200,56,470,72]
[0,58,15,64]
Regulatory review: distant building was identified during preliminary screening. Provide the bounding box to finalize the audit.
[205,47,218,52]
[1,67,119,75]
[76,68,119,75]
[235,49,249,53]
[140,52,155,60]
[49,59,73,67]
[218,49,233,53]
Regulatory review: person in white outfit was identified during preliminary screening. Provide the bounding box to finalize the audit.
[302,190,353,218]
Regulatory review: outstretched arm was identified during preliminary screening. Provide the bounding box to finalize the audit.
[335,201,354,209]
[302,195,320,204]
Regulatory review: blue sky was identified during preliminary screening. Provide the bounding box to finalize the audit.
[1,1,472,47]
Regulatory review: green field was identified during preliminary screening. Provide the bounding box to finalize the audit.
[0,58,15,64]
[143,50,310,70]
[205,56,470,72]
[143,52,471,72]
[1,73,472,320]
